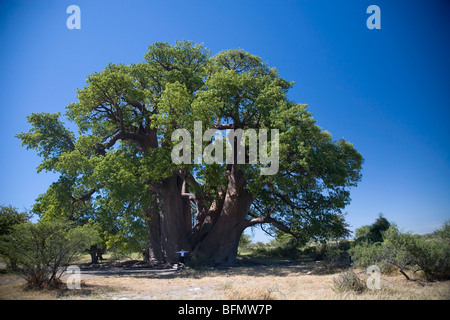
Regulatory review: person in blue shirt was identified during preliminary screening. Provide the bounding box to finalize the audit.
[176,249,189,264]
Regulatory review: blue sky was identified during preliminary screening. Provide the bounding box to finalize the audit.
[1,0,449,242]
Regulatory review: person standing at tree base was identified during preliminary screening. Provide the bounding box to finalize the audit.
[176,249,189,265]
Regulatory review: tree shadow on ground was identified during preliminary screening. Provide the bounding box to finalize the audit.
[78,256,345,280]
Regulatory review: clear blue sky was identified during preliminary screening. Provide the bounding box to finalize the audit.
[1,0,449,242]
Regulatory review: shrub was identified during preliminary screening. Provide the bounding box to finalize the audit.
[416,220,450,280]
[0,219,99,288]
[332,269,366,294]
[349,241,393,273]
[400,233,450,280]
[350,222,450,280]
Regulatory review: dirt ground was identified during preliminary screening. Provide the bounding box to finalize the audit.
[1,260,449,300]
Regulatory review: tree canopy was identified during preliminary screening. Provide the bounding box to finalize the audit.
[17,40,363,265]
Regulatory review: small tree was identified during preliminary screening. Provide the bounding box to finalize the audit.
[0,219,99,288]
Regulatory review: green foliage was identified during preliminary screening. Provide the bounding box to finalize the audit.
[350,221,450,280]
[384,222,450,280]
[0,205,30,237]
[354,213,390,244]
[430,219,450,240]
[238,232,310,260]
[264,232,306,259]
[238,234,252,249]
[350,214,394,272]
[0,205,31,269]
[0,219,100,288]
[102,213,148,258]
[15,112,76,173]
[349,241,392,272]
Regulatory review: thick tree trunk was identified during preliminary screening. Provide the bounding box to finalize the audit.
[191,167,253,265]
[146,172,192,264]
[192,204,251,265]
[145,204,164,263]
[145,165,255,266]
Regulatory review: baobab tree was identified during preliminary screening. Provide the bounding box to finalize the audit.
[17,41,363,265]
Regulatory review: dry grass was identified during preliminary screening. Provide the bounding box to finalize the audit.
[1,261,449,300]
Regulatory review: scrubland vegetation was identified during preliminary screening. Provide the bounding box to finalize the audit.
[1,207,449,300]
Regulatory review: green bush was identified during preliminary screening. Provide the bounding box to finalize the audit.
[245,239,304,260]
[350,222,450,280]
[349,241,393,273]
[400,232,450,280]
[0,219,99,288]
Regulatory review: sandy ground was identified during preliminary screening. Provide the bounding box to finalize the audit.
[1,260,449,300]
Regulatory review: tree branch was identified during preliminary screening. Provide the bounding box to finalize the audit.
[245,212,302,241]
[212,123,236,130]
[181,192,196,200]
[70,188,96,204]
[185,174,202,191]
[101,129,154,151]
